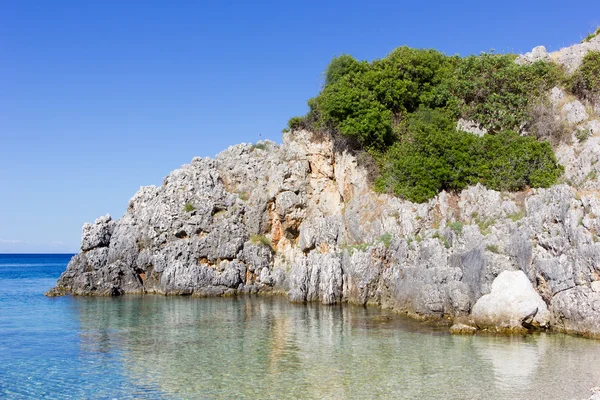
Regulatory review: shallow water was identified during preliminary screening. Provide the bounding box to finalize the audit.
[1,254,599,399]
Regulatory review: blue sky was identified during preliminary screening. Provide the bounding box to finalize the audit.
[1,0,599,253]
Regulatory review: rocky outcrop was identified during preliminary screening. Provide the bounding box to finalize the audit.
[49,36,600,339]
[47,128,600,338]
[517,34,600,73]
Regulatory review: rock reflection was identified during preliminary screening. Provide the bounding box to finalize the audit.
[473,335,548,390]
[72,296,600,399]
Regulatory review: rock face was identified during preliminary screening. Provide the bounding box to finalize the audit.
[49,36,600,339]
[48,128,600,338]
[517,34,600,73]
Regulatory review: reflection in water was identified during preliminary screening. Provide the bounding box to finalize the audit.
[474,335,548,390]
[72,296,600,399]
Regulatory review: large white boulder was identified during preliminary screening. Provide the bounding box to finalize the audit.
[471,270,551,330]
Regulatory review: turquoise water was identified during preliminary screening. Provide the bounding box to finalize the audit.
[1,254,600,399]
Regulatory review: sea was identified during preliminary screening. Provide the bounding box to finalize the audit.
[1,253,599,399]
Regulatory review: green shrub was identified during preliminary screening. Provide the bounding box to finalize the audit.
[184,202,195,212]
[570,51,600,102]
[576,128,592,142]
[449,54,564,133]
[582,27,600,43]
[291,46,565,203]
[287,116,307,131]
[250,234,271,248]
[432,231,450,248]
[486,244,501,254]
[449,222,463,234]
[307,47,455,151]
[378,233,393,248]
[477,219,495,235]
[238,192,250,201]
[252,142,267,151]
[507,210,525,222]
[375,109,563,202]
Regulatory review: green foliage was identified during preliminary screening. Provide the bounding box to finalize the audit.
[287,116,306,131]
[477,218,495,235]
[376,109,563,202]
[324,54,369,85]
[307,47,455,150]
[582,27,600,43]
[576,128,592,142]
[587,169,598,181]
[238,192,250,201]
[450,53,564,133]
[507,210,525,222]
[183,202,195,212]
[250,234,272,248]
[252,142,267,151]
[486,244,501,254]
[570,51,600,102]
[342,242,371,255]
[432,231,450,248]
[377,233,393,249]
[449,222,463,234]
[290,45,565,203]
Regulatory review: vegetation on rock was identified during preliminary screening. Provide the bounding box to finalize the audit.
[570,50,600,102]
[288,47,566,202]
[582,27,600,43]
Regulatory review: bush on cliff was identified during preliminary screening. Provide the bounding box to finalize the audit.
[288,47,565,202]
[449,53,564,133]
[375,109,562,202]
[570,51,600,102]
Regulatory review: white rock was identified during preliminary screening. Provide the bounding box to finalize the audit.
[471,270,551,330]
[549,87,565,107]
[563,100,589,125]
[456,119,487,136]
[586,120,600,136]
[515,46,550,65]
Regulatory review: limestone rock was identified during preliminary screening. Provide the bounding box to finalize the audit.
[471,270,550,331]
[551,286,600,338]
[563,100,589,125]
[515,46,550,65]
[48,81,600,338]
[81,214,114,251]
[449,323,477,335]
[456,119,487,136]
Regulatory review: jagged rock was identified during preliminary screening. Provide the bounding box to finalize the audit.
[586,119,600,135]
[517,36,600,73]
[551,286,600,338]
[48,37,600,338]
[515,46,550,65]
[553,35,600,73]
[563,100,589,125]
[549,87,566,106]
[81,214,114,251]
[471,270,551,331]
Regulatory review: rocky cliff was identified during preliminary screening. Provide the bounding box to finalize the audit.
[49,36,600,338]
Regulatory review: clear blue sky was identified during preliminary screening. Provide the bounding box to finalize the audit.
[1,1,599,253]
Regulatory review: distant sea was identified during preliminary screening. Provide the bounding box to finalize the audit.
[1,253,600,399]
